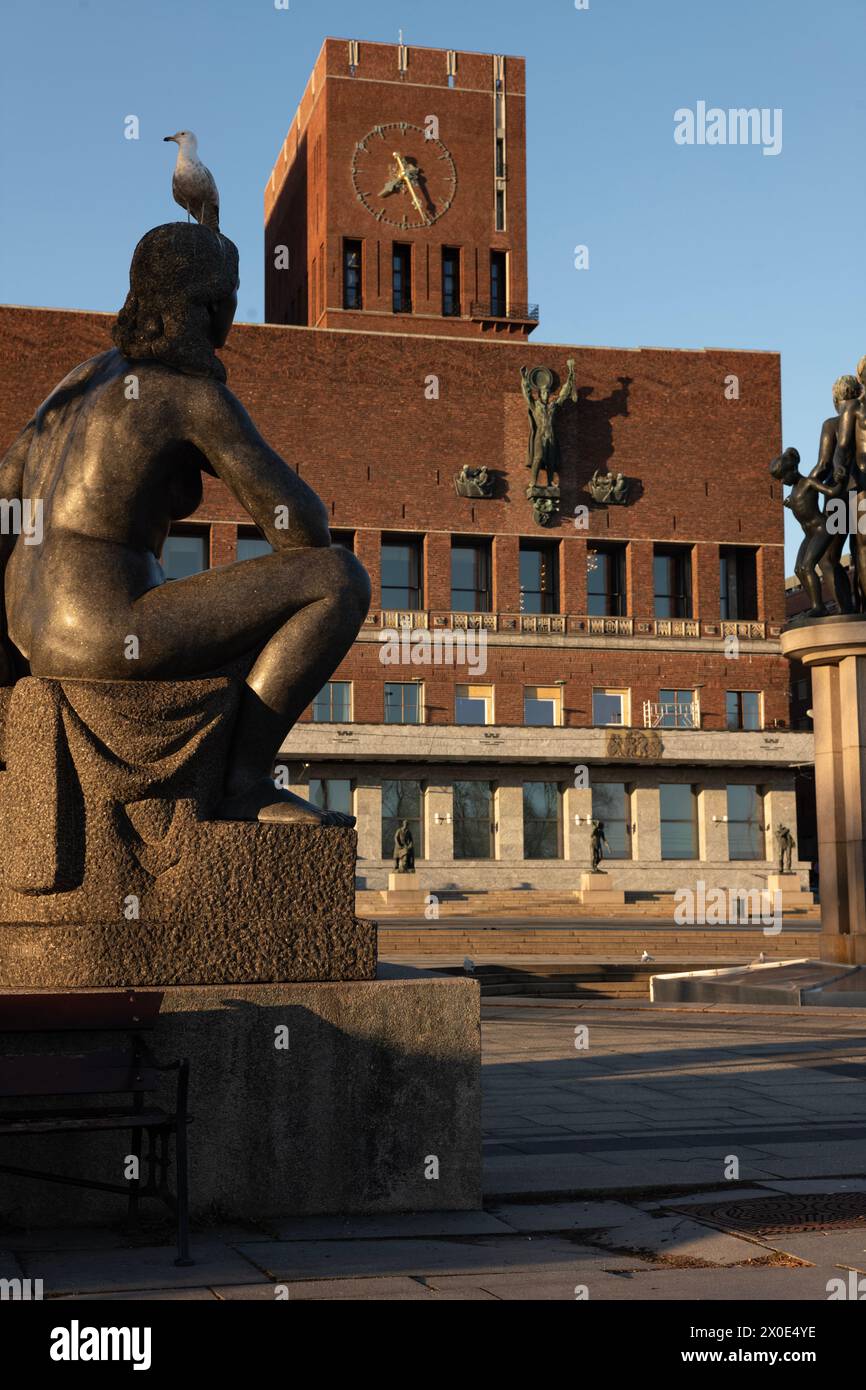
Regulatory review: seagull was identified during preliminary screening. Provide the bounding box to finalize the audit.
[163,131,220,229]
[754,951,767,964]
[641,951,654,963]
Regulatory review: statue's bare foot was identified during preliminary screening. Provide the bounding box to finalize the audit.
[217,781,355,827]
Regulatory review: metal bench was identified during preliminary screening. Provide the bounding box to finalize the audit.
[0,991,192,1265]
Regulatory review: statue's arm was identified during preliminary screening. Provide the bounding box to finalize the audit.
[188,382,330,549]
[556,359,576,406]
[833,402,856,481]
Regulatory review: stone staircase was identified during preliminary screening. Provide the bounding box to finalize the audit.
[377,925,819,959]
[359,888,818,920]
[433,961,703,1000]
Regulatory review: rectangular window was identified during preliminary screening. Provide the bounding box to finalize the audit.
[312,681,352,723]
[453,781,494,860]
[455,683,494,725]
[381,535,423,609]
[384,682,423,725]
[382,779,423,859]
[308,778,353,819]
[442,247,461,317]
[524,686,562,727]
[451,539,491,612]
[592,688,629,726]
[726,690,762,731]
[495,188,505,232]
[523,782,562,859]
[720,546,758,621]
[393,243,412,313]
[236,527,272,562]
[592,782,632,860]
[727,784,764,861]
[586,543,627,617]
[330,529,355,552]
[519,540,559,614]
[495,137,505,178]
[343,239,363,310]
[660,783,699,860]
[653,546,693,619]
[161,530,208,580]
[490,250,507,316]
[658,689,698,729]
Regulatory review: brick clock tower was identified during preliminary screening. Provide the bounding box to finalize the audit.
[264,37,536,338]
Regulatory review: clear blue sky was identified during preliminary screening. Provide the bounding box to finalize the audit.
[2,0,863,572]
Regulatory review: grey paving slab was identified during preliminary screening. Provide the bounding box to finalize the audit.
[267,1211,514,1242]
[586,1214,768,1266]
[210,1277,490,1300]
[234,1235,605,1282]
[489,1200,641,1232]
[759,1178,866,1194]
[760,1230,866,1271]
[20,1241,265,1296]
[637,1187,775,1210]
[55,1287,220,1301]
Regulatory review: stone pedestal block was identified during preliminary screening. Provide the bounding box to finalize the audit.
[382,870,429,910]
[0,676,375,986]
[0,968,481,1226]
[766,873,815,909]
[576,871,626,905]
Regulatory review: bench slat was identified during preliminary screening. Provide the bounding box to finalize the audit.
[0,991,164,1032]
[0,1052,159,1098]
[0,1107,169,1135]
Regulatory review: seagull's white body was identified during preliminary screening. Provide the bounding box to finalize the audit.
[164,131,220,230]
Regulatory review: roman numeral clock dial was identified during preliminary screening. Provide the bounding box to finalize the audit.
[352,122,457,227]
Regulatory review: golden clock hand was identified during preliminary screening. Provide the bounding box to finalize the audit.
[392,151,426,221]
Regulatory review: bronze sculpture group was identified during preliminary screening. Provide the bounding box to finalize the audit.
[774,361,866,621]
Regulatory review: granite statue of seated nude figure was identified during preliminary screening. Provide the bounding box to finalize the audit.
[0,223,370,826]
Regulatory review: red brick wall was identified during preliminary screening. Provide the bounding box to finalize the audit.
[0,305,788,728]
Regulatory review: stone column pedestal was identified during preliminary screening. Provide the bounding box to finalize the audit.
[576,871,626,906]
[781,616,866,963]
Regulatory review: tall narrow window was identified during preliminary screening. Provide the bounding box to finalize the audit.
[727,784,764,860]
[382,780,423,859]
[393,243,412,313]
[451,539,491,612]
[495,137,505,178]
[726,690,762,731]
[720,546,758,621]
[490,250,507,316]
[343,239,362,310]
[523,783,562,860]
[592,783,632,860]
[519,541,559,614]
[309,779,353,819]
[654,546,693,619]
[587,544,627,617]
[442,247,461,317]
[453,781,494,860]
[659,784,699,860]
[381,536,423,609]
[495,189,505,232]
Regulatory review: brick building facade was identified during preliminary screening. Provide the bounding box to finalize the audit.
[0,37,813,893]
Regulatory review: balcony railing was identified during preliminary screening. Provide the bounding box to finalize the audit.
[643,700,701,730]
[469,300,540,323]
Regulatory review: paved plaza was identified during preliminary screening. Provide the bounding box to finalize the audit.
[4,995,866,1301]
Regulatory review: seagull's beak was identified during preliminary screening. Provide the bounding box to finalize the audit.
[163,135,176,143]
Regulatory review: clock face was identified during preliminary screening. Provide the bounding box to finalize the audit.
[351,122,457,228]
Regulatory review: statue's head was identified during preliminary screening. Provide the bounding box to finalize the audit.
[833,374,862,410]
[112,223,240,382]
[769,447,800,484]
[857,354,866,386]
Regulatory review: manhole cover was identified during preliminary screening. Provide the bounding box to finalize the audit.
[672,1192,866,1235]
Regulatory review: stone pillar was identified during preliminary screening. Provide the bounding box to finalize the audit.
[781,619,866,961]
[495,779,524,863]
[564,784,591,861]
[700,785,729,863]
[354,782,382,867]
[632,784,661,863]
[425,782,454,863]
